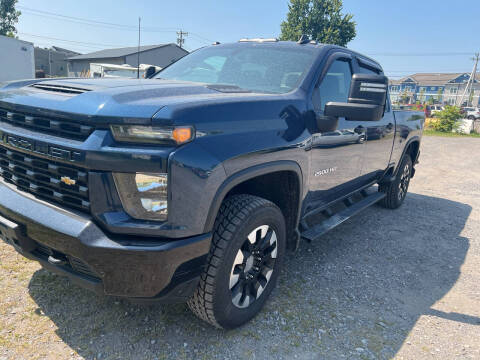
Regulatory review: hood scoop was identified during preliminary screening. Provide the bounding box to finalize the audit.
[30,83,92,95]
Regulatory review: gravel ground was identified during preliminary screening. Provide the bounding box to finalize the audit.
[1,135,479,360]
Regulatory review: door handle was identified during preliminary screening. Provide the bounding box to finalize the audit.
[354,125,365,134]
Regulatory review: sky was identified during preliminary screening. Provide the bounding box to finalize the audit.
[15,0,480,79]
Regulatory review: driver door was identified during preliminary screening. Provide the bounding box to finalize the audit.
[307,54,367,206]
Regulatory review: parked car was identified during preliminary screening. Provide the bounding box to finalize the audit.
[429,105,444,116]
[0,39,424,329]
[462,107,480,120]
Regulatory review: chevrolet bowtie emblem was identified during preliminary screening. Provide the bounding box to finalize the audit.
[60,176,76,186]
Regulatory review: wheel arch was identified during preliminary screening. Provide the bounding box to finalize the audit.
[395,136,421,176]
[203,161,303,250]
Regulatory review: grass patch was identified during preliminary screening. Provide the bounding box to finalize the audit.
[423,130,480,138]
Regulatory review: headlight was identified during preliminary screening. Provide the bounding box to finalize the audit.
[113,173,168,221]
[110,125,194,145]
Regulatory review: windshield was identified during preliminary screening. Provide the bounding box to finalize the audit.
[155,45,316,94]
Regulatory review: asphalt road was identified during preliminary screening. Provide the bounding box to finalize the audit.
[1,135,479,360]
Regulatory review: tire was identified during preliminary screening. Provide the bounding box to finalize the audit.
[187,194,286,329]
[467,115,475,120]
[378,154,413,209]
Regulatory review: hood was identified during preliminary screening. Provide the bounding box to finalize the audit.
[0,78,270,125]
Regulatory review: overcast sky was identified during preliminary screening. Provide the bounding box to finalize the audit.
[16,0,480,79]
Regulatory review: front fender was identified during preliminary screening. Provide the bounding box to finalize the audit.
[203,160,304,233]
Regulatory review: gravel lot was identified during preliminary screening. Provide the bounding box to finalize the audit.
[1,135,479,360]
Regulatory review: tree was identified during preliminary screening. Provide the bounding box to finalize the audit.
[400,89,409,104]
[0,0,21,37]
[436,88,443,103]
[419,88,425,104]
[280,0,356,46]
[432,106,462,132]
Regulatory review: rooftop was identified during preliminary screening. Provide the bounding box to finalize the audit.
[390,72,480,85]
[68,43,187,61]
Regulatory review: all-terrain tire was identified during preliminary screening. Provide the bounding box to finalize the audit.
[379,154,413,209]
[187,194,286,329]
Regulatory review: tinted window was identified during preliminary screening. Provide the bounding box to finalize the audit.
[155,46,316,94]
[313,59,352,112]
[358,64,380,75]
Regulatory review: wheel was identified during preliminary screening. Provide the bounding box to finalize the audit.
[467,115,475,120]
[187,194,286,329]
[379,154,412,209]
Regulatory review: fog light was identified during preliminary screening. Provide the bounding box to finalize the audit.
[113,173,168,221]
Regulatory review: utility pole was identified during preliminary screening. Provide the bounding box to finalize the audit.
[458,53,479,107]
[137,17,141,79]
[48,49,52,77]
[176,30,188,49]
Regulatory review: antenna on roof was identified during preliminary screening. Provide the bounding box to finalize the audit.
[137,17,141,79]
[297,35,310,44]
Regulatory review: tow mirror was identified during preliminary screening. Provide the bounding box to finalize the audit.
[145,66,157,79]
[325,74,388,121]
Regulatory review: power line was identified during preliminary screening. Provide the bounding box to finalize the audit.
[18,32,125,48]
[189,32,215,44]
[18,6,176,32]
[366,52,474,57]
[19,5,215,47]
[18,5,212,45]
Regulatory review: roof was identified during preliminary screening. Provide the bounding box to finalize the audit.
[391,72,480,86]
[51,46,81,56]
[0,34,33,46]
[68,43,186,61]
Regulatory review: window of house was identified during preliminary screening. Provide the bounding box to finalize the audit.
[450,88,458,94]
[419,87,426,92]
[312,59,352,112]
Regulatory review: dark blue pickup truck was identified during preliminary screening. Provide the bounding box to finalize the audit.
[0,39,424,328]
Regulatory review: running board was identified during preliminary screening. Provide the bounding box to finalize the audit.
[301,192,385,242]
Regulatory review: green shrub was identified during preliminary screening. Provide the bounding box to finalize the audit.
[431,106,462,132]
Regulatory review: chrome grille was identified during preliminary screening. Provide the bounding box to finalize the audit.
[0,146,90,212]
[0,108,93,141]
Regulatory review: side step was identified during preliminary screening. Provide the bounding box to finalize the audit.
[301,192,385,242]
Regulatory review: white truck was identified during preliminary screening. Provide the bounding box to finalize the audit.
[0,35,35,82]
[89,63,161,79]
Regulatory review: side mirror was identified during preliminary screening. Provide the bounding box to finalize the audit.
[145,66,157,79]
[325,74,388,121]
[324,102,385,122]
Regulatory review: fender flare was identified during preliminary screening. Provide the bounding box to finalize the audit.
[203,160,304,233]
[395,136,421,175]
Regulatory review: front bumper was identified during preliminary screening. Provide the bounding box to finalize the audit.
[0,180,211,301]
